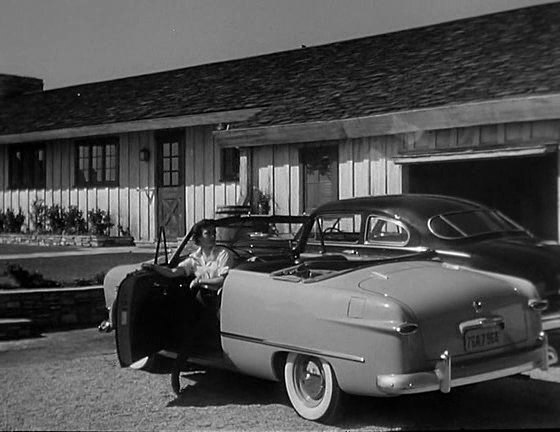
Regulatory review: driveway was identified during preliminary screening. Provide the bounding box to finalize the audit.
[1,328,560,431]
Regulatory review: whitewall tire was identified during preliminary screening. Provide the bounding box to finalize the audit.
[284,352,342,423]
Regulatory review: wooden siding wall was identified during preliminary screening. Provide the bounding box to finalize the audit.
[402,120,560,151]
[249,119,560,217]
[2,119,559,242]
[251,144,301,215]
[250,136,404,215]
[0,132,157,241]
[0,126,243,242]
[184,125,241,229]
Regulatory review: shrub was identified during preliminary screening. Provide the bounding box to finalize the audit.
[46,204,66,234]
[3,263,60,288]
[4,208,25,233]
[88,208,114,236]
[31,200,49,233]
[64,206,87,234]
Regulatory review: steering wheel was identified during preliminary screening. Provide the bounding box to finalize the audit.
[323,227,342,234]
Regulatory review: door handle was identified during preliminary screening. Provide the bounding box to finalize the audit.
[342,249,359,255]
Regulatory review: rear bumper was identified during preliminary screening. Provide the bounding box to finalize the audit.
[542,311,560,331]
[376,334,548,395]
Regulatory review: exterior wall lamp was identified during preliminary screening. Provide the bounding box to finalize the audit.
[139,148,150,162]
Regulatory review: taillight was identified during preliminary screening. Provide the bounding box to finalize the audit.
[396,323,419,335]
[528,299,549,312]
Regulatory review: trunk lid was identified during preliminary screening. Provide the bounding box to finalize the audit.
[358,261,531,360]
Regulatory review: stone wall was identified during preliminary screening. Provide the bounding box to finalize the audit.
[0,233,134,247]
[0,286,106,331]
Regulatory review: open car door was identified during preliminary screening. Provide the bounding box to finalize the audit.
[114,270,175,367]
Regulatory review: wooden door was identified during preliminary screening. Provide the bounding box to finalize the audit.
[301,145,339,213]
[156,130,185,240]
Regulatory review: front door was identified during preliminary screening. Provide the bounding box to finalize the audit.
[156,130,185,240]
[300,145,339,213]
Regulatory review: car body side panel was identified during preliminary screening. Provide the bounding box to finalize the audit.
[221,267,418,396]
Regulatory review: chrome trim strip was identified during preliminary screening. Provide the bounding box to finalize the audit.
[221,332,365,363]
[458,316,504,335]
[435,249,472,258]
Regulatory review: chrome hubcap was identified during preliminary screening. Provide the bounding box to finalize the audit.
[294,356,325,404]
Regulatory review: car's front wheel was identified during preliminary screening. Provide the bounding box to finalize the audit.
[284,353,342,423]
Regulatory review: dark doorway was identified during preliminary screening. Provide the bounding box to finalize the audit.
[407,154,558,240]
[156,129,186,240]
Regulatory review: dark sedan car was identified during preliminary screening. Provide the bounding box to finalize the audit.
[298,194,560,361]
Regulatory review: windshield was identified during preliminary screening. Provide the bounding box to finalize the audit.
[428,210,524,240]
[171,215,307,264]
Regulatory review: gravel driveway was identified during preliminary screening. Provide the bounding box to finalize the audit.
[1,328,560,431]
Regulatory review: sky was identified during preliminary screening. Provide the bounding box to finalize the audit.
[0,0,555,90]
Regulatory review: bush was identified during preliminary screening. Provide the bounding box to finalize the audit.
[2,263,60,288]
[31,200,49,233]
[88,209,114,236]
[64,206,87,235]
[2,208,25,233]
[46,204,66,234]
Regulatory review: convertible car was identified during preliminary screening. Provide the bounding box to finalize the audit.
[109,207,549,423]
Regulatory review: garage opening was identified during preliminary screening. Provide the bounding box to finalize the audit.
[406,154,558,240]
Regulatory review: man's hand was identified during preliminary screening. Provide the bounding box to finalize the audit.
[189,276,201,289]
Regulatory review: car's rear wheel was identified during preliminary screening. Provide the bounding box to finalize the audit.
[284,352,342,423]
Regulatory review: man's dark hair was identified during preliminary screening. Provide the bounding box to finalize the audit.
[192,219,216,245]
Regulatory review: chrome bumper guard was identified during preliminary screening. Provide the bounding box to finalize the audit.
[377,335,548,395]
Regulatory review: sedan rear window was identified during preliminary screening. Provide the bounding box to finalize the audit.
[428,210,522,239]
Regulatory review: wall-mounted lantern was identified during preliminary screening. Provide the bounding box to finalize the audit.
[139,148,150,162]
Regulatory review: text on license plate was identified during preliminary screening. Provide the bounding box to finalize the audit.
[464,327,503,352]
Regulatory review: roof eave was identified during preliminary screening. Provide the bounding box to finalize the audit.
[0,108,262,144]
[214,93,560,147]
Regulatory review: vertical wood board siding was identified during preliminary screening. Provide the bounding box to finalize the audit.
[1,118,559,241]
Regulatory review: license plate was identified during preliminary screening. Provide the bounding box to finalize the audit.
[464,327,503,352]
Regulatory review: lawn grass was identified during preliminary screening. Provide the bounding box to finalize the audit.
[1,251,155,286]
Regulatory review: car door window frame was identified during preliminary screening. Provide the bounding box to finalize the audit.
[364,215,410,247]
[306,213,363,246]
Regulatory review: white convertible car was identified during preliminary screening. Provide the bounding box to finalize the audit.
[108,210,549,423]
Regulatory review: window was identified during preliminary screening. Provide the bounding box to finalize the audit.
[428,210,522,240]
[309,214,362,243]
[366,216,410,246]
[75,137,119,187]
[157,131,184,187]
[221,147,239,182]
[9,144,46,189]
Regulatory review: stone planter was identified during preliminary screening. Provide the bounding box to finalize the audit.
[0,233,134,247]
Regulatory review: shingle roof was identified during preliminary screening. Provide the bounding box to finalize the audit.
[1,2,560,136]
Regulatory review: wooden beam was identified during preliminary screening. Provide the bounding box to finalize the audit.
[0,108,262,144]
[215,94,560,147]
[394,143,557,164]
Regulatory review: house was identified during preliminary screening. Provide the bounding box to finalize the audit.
[1,2,560,243]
